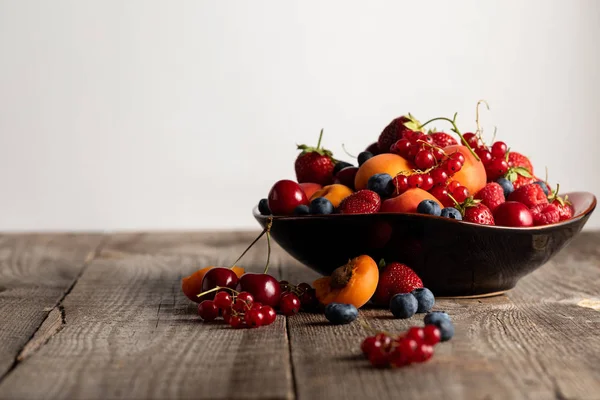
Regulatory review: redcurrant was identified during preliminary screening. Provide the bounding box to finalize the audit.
[407,174,424,189]
[261,305,277,325]
[452,185,469,203]
[391,139,411,157]
[447,180,461,192]
[229,314,245,329]
[297,282,312,293]
[198,300,219,322]
[237,292,254,306]
[412,343,434,362]
[430,168,448,185]
[475,148,493,165]
[486,158,509,180]
[432,147,446,162]
[393,175,409,194]
[397,337,419,363]
[422,325,441,346]
[389,347,410,367]
[405,326,425,343]
[213,291,233,310]
[368,348,390,368]
[280,293,301,316]
[415,150,435,170]
[222,307,233,324]
[449,152,465,164]
[361,336,381,357]
[491,141,508,158]
[445,159,463,174]
[420,174,434,191]
[429,186,451,206]
[245,309,265,328]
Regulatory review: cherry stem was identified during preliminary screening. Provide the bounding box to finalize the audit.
[263,219,273,275]
[197,286,239,299]
[316,128,324,150]
[229,217,273,269]
[341,143,357,158]
[418,115,481,162]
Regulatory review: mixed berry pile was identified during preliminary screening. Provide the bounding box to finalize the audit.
[258,107,574,227]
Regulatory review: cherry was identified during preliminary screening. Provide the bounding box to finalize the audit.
[423,325,441,346]
[245,309,265,328]
[198,300,219,321]
[361,336,381,357]
[267,180,309,215]
[297,282,312,292]
[200,267,239,300]
[214,292,233,310]
[229,314,245,329]
[445,159,463,174]
[393,175,409,194]
[261,305,277,325]
[430,168,448,185]
[407,174,424,189]
[391,139,411,157]
[491,141,508,158]
[452,185,469,203]
[486,158,509,180]
[412,343,434,362]
[420,174,434,191]
[475,148,493,165]
[405,326,425,343]
[239,273,282,308]
[280,293,301,316]
[493,201,533,227]
[300,288,318,309]
[415,150,436,170]
[334,167,358,190]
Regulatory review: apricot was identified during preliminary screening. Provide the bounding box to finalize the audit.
[299,182,322,200]
[380,188,443,214]
[181,266,244,303]
[310,184,353,208]
[443,145,487,195]
[313,255,379,308]
[355,154,413,190]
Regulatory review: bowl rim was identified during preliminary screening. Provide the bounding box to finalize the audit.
[254,191,596,231]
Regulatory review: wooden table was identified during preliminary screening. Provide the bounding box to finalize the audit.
[0,232,599,400]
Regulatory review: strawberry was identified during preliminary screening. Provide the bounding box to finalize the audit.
[378,114,422,153]
[548,185,574,221]
[338,190,381,214]
[428,132,457,148]
[474,182,505,212]
[531,203,560,226]
[508,183,549,209]
[463,202,495,225]
[372,262,423,305]
[295,129,335,185]
[507,152,534,175]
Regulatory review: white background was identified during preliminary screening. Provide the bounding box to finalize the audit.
[0,0,599,231]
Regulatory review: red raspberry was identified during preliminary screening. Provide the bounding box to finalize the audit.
[338,190,381,214]
[428,132,457,148]
[474,182,505,212]
[508,184,549,209]
[552,198,574,221]
[531,203,561,226]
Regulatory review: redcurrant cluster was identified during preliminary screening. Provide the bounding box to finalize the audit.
[390,131,471,206]
[464,133,510,181]
[198,290,277,329]
[279,280,319,314]
[361,325,442,368]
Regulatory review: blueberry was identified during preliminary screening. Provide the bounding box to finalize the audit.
[436,319,455,342]
[441,207,462,220]
[324,303,358,325]
[358,151,374,166]
[533,180,550,196]
[424,311,451,326]
[294,205,310,215]
[333,161,354,175]
[496,178,514,198]
[389,293,418,319]
[258,198,271,215]
[309,197,334,215]
[417,200,442,216]
[367,173,394,198]
[411,288,435,313]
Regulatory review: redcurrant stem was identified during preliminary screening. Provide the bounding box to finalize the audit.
[475,99,490,138]
[230,218,272,269]
[316,128,324,150]
[262,220,272,275]
[196,286,239,299]
[358,318,395,337]
[418,116,481,162]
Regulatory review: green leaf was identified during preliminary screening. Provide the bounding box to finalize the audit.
[404,113,424,132]
[378,258,386,270]
[513,167,533,178]
[507,171,517,182]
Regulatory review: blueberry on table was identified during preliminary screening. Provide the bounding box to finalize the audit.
[358,151,374,166]
[333,161,354,175]
[367,173,394,198]
[496,178,514,198]
[389,293,418,319]
[294,205,310,215]
[324,303,358,325]
[437,319,455,342]
[258,198,271,215]
[424,311,450,326]
[441,207,462,220]
[411,288,435,313]
[309,197,334,215]
[417,200,442,216]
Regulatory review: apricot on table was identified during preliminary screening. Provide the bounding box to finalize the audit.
[299,182,322,200]
[355,154,413,190]
[380,188,443,214]
[310,184,353,208]
[443,145,486,195]
[313,255,379,308]
[181,266,244,303]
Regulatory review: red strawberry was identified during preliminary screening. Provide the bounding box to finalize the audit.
[428,132,457,148]
[507,152,534,175]
[339,190,381,214]
[378,114,422,153]
[295,129,335,185]
[508,183,549,208]
[531,203,560,226]
[474,182,505,212]
[463,203,495,225]
[372,262,423,305]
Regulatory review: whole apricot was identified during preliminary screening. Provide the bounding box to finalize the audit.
[310,184,353,208]
[355,154,413,190]
[443,145,486,195]
[380,188,443,214]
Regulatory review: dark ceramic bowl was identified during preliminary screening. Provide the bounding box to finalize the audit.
[254,192,596,297]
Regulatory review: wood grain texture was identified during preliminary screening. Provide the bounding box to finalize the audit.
[0,233,293,400]
[0,234,104,381]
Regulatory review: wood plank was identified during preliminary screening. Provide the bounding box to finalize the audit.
[0,234,104,381]
[0,233,294,400]
[281,232,600,400]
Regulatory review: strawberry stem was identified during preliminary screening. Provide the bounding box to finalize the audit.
[316,128,324,150]
[419,114,481,162]
[342,144,357,158]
